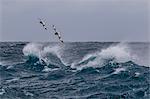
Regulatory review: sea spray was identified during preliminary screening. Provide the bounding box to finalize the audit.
[71,43,138,70]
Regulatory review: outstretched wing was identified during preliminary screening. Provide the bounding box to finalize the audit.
[52,25,64,43]
[38,19,64,43]
[38,18,47,30]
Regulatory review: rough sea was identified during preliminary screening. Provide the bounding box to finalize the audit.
[0,42,149,99]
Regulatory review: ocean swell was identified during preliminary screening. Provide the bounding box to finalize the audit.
[71,43,138,70]
[22,43,65,71]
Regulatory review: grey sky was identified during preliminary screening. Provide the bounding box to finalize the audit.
[1,0,149,42]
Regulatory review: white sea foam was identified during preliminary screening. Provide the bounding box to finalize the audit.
[0,61,5,66]
[0,88,5,95]
[6,65,14,69]
[42,66,59,72]
[24,91,34,97]
[6,78,19,83]
[112,67,126,74]
[71,43,138,70]
[135,72,140,77]
[23,43,43,57]
[23,43,66,69]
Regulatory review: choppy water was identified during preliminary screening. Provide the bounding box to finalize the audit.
[0,42,149,99]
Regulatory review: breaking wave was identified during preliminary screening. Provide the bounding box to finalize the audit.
[71,43,138,70]
[23,43,65,71]
[22,43,143,71]
[0,42,149,99]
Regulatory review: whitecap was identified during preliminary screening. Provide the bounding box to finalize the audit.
[24,91,34,97]
[6,78,19,83]
[135,72,140,77]
[6,66,14,69]
[42,66,59,72]
[112,67,126,74]
[23,43,66,68]
[0,88,5,95]
[71,43,138,70]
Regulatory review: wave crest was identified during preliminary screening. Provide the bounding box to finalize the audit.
[71,43,138,70]
[23,43,65,69]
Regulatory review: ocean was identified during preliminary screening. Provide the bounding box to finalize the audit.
[0,42,149,99]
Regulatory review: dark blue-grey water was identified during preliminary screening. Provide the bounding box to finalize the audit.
[0,42,149,99]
